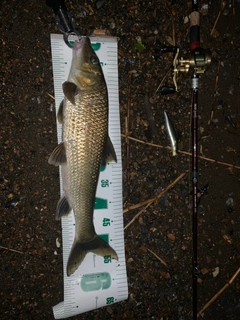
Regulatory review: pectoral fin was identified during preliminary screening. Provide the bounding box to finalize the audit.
[48,142,66,166]
[101,136,117,166]
[62,81,79,105]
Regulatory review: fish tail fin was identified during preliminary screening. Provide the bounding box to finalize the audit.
[67,235,118,276]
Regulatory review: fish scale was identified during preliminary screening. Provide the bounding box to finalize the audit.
[64,90,108,242]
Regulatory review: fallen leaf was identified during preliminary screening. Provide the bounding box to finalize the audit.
[167,233,176,241]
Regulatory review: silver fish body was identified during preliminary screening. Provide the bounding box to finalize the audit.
[49,37,118,276]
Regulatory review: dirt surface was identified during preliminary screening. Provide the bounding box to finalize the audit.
[1,0,240,319]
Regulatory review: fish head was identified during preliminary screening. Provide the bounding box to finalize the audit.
[69,37,105,90]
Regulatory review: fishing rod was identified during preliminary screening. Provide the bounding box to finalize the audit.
[159,1,211,318]
[190,3,201,318]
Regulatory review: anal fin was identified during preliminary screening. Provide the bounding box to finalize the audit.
[56,195,72,220]
[48,142,66,166]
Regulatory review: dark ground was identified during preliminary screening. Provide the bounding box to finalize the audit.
[1,0,240,319]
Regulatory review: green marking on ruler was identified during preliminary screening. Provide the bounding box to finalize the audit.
[94,197,108,209]
[91,43,101,51]
[100,165,106,172]
[80,272,111,292]
[68,41,101,51]
[101,179,109,187]
[102,218,110,226]
[106,297,115,304]
[64,42,105,66]
[99,234,109,244]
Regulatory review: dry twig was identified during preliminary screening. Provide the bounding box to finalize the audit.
[123,196,160,214]
[145,93,159,137]
[124,202,152,230]
[126,69,133,199]
[164,0,176,46]
[153,66,172,98]
[46,92,55,100]
[232,0,236,30]
[124,172,187,226]
[197,267,240,317]
[208,60,221,124]
[121,134,240,170]
[147,248,168,267]
[210,0,226,36]
[0,245,24,254]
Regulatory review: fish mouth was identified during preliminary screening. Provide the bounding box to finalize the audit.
[74,37,90,50]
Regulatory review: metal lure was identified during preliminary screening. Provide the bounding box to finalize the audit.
[164,111,178,156]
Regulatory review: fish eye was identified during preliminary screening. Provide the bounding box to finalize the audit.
[90,55,99,65]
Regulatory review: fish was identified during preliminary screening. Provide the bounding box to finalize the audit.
[164,111,178,156]
[48,37,118,276]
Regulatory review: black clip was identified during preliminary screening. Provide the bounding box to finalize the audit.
[55,8,81,48]
[46,0,81,48]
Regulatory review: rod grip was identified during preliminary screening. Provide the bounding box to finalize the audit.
[189,11,200,51]
[161,46,178,54]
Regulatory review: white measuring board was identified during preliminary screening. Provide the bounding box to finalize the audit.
[50,34,128,319]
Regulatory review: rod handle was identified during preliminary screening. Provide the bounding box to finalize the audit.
[161,46,178,54]
[190,11,200,51]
